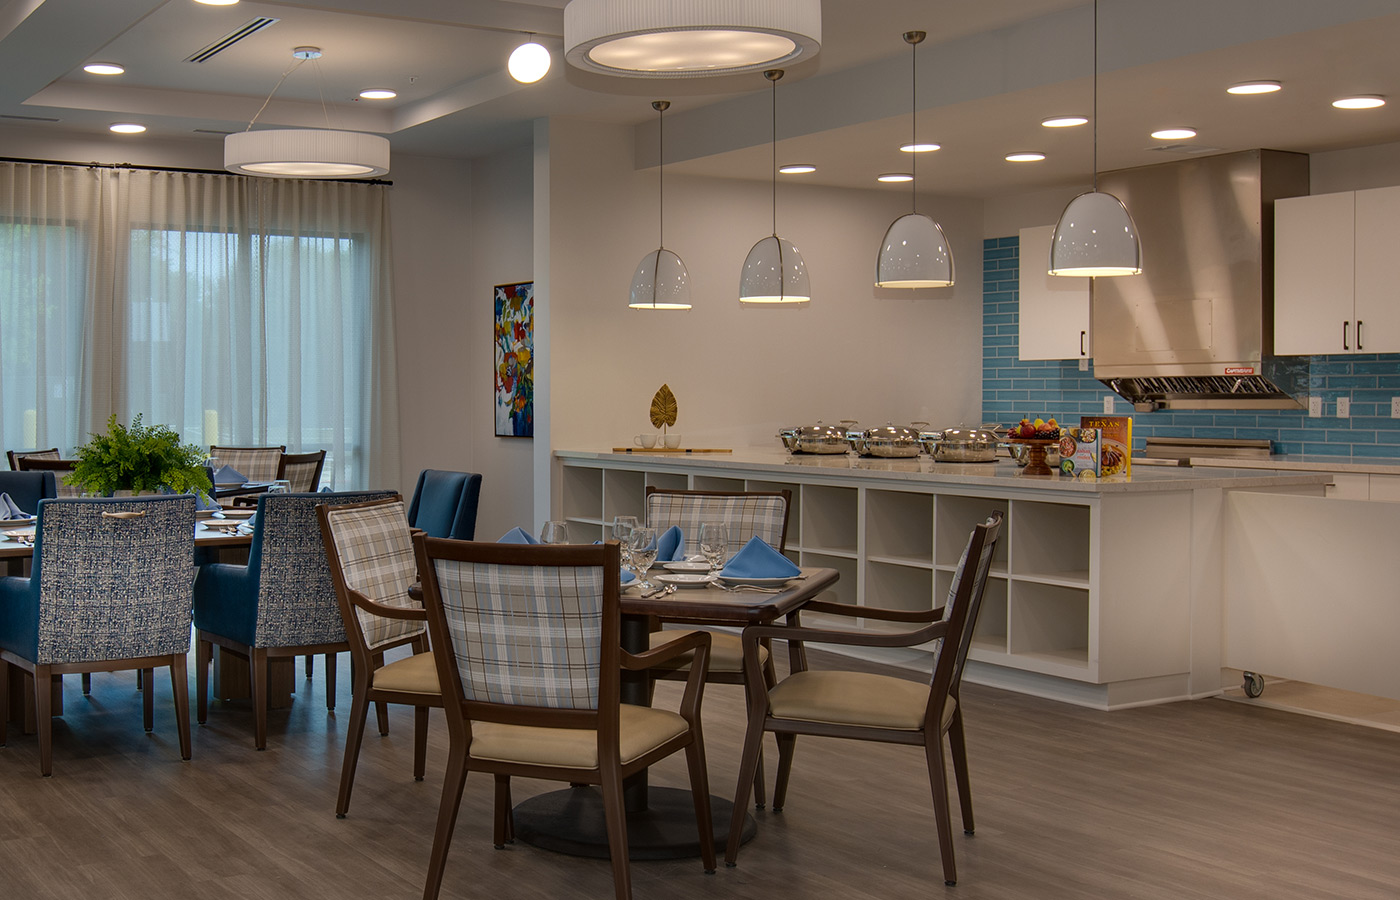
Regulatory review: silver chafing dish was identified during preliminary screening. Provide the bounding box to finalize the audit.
[846,422,928,458]
[919,424,1003,463]
[779,420,858,454]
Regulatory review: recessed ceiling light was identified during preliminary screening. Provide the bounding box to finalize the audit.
[84,62,125,76]
[1333,95,1386,109]
[899,142,940,152]
[358,89,397,100]
[1005,151,1045,162]
[110,123,146,134]
[1041,116,1088,128]
[193,0,239,5]
[1151,127,1197,140]
[877,173,913,183]
[778,164,816,174]
[1227,81,1281,95]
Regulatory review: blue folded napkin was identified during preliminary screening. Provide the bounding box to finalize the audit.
[720,536,801,579]
[620,568,636,584]
[212,464,247,485]
[195,491,221,511]
[656,525,685,562]
[0,492,33,520]
[498,526,539,544]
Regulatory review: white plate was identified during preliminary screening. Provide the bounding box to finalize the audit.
[0,517,35,527]
[653,573,716,589]
[716,574,800,587]
[201,521,242,533]
[3,528,35,543]
[662,560,713,573]
[218,508,257,519]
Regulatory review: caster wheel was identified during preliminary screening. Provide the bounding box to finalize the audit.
[1242,671,1264,698]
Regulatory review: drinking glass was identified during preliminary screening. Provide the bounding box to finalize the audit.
[627,526,658,591]
[698,522,729,577]
[267,479,291,494]
[539,520,571,544]
[612,515,638,572]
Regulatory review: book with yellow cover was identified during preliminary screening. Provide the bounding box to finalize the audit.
[1079,415,1132,478]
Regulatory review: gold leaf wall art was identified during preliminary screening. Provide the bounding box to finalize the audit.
[650,384,678,429]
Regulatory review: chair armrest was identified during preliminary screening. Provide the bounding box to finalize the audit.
[345,586,427,621]
[621,629,710,671]
[797,599,942,624]
[742,618,950,652]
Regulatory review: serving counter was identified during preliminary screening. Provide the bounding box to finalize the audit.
[554,448,1330,709]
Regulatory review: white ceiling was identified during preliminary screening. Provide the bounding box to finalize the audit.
[2,0,1398,196]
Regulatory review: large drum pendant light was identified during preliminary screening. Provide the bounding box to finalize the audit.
[629,100,692,309]
[739,69,810,304]
[1049,0,1140,276]
[876,31,954,289]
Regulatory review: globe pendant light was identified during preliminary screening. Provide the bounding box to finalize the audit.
[1049,0,1140,276]
[739,69,810,304]
[629,100,692,310]
[876,31,954,289]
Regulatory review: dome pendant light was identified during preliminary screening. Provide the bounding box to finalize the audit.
[1049,0,1140,276]
[739,69,810,304]
[629,100,692,310]
[876,31,954,289]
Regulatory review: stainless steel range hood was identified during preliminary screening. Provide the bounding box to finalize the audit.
[1091,149,1311,411]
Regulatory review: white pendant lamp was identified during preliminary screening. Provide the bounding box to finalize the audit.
[876,31,953,289]
[1049,0,1139,276]
[564,0,821,78]
[739,69,810,304]
[630,100,692,310]
[224,48,389,179]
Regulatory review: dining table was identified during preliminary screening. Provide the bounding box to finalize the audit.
[508,565,841,861]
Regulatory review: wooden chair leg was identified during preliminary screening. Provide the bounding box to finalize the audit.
[946,709,975,835]
[251,648,269,751]
[305,655,314,678]
[35,663,53,776]
[684,737,717,874]
[324,652,337,711]
[0,659,8,747]
[81,673,91,694]
[373,653,389,734]
[136,668,143,690]
[598,762,633,900]
[726,710,769,866]
[170,655,192,761]
[414,705,429,782]
[492,774,512,848]
[772,733,797,811]
[336,677,372,818]
[924,735,959,886]
[422,740,471,900]
[195,637,211,725]
[142,668,155,732]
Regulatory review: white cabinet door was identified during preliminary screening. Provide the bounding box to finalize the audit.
[1353,185,1400,354]
[1018,225,1092,360]
[1274,192,1355,355]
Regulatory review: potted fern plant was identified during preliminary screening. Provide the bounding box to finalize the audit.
[68,414,213,499]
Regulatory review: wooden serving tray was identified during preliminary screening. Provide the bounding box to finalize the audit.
[610,447,732,454]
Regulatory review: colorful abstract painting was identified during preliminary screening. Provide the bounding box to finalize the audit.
[494,281,533,437]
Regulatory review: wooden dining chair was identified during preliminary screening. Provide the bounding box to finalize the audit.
[413,536,715,900]
[318,496,439,818]
[278,449,327,492]
[7,447,59,471]
[0,494,197,775]
[724,511,1004,886]
[209,444,285,483]
[14,456,81,496]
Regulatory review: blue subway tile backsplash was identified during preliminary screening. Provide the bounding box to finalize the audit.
[982,235,1400,457]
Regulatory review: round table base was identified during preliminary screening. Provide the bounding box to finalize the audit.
[513,786,757,860]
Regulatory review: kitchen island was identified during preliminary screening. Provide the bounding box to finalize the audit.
[554,448,1330,709]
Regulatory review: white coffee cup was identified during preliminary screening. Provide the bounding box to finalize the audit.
[633,434,657,449]
[662,433,682,449]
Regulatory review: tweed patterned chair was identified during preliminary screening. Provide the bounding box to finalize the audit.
[318,497,440,818]
[192,489,395,749]
[724,512,1004,886]
[0,494,197,776]
[406,469,482,540]
[643,487,792,808]
[209,444,285,483]
[278,450,326,492]
[414,537,715,900]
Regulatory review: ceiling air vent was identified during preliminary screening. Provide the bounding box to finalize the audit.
[1144,143,1223,155]
[1,113,61,122]
[186,17,280,63]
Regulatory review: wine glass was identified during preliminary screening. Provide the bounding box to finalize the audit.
[627,526,658,591]
[539,520,571,544]
[612,515,638,574]
[698,522,729,579]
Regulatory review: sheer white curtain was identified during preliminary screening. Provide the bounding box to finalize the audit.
[0,161,399,487]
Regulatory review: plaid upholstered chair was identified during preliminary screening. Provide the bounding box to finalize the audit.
[318,497,439,818]
[277,450,326,492]
[724,512,1003,885]
[414,537,716,900]
[6,447,59,471]
[643,487,791,807]
[13,456,81,497]
[192,489,395,749]
[208,444,285,483]
[406,469,482,540]
[0,495,197,776]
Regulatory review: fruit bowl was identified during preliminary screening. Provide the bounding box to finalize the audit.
[1006,437,1059,475]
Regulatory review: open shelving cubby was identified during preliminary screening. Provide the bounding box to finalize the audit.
[801,484,858,556]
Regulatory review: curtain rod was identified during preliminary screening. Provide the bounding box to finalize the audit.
[0,155,392,186]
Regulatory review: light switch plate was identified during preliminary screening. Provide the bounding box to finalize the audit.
[1079,357,1089,371]
[1103,395,1115,414]
[1337,396,1351,418]
[1309,396,1323,418]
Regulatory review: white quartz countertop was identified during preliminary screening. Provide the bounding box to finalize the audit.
[1186,454,1400,475]
[556,448,1331,495]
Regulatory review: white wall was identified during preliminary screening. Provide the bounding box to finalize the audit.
[542,118,985,465]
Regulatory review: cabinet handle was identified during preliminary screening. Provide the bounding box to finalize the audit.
[1343,320,1350,351]
[1080,330,1086,356]
[1357,320,1364,350]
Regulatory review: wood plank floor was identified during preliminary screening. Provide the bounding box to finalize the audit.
[3,649,1400,899]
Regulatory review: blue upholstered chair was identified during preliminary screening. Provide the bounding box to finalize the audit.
[0,494,197,776]
[192,489,395,749]
[0,470,57,516]
[407,469,482,540]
